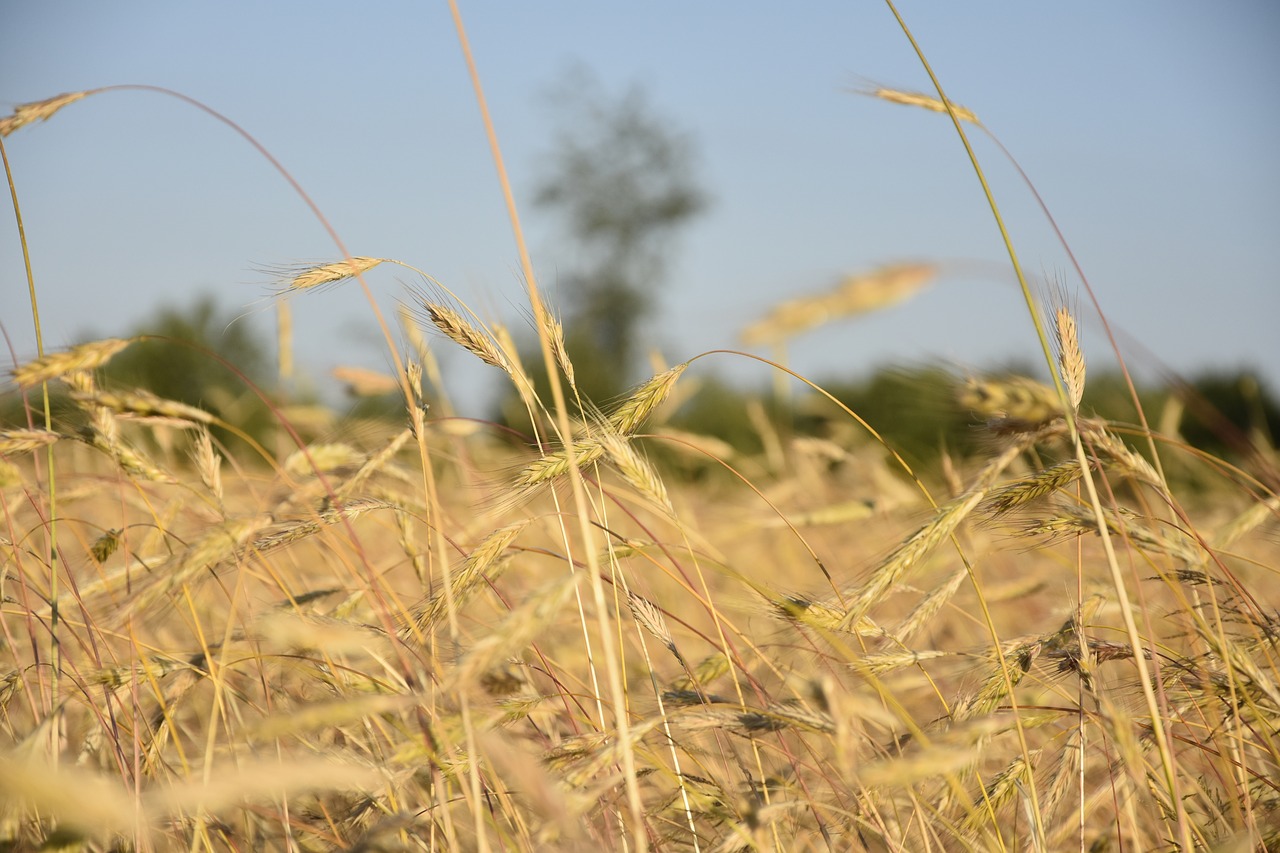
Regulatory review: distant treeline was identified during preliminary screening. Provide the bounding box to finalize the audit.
[4,296,1275,478]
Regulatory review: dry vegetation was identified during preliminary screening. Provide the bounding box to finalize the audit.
[3,292,1278,851]
[3,16,1279,853]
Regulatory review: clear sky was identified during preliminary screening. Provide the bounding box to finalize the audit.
[3,3,1278,414]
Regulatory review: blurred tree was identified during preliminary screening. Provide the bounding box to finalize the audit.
[534,69,708,404]
[100,295,277,449]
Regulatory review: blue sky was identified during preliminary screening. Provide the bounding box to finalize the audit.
[2,3,1278,413]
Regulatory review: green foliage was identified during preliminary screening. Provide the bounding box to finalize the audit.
[1178,370,1280,461]
[101,295,277,450]
[808,365,977,466]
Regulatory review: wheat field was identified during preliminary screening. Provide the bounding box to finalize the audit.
[3,15,1279,853]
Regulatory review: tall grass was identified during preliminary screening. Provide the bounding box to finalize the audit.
[2,9,1278,853]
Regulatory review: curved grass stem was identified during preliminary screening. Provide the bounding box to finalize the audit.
[882,3,1190,848]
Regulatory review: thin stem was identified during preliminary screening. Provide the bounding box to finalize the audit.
[881,3,1189,847]
[1,134,60,754]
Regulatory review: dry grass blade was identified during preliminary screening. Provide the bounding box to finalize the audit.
[0,756,138,837]
[11,338,131,388]
[0,90,92,137]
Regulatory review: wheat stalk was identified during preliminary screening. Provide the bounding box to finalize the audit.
[853,85,982,125]
[599,432,674,515]
[839,491,986,629]
[608,362,689,435]
[986,460,1084,515]
[11,338,131,388]
[0,429,62,454]
[741,263,935,345]
[1053,306,1086,412]
[959,376,1064,426]
[276,256,386,292]
[421,301,509,371]
[191,427,224,504]
[403,520,530,637]
[627,591,676,653]
[70,389,214,426]
[511,438,606,491]
[250,497,392,554]
[0,90,93,137]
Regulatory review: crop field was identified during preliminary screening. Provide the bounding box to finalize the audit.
[2,11,1278,853]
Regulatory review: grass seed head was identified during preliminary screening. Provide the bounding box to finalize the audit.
[1054,306,1086,411]
[280,256,385,292]
[11,338,131,388]
[71,389,214,426]
[608,362,689,435]
[857,86,981,125]
[742,263,935,344]
[0,429,61,455]
[960,376,1063,426]
[421,302,508,371]
[0,90,91,137]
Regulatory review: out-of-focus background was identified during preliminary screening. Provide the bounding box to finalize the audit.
[2,3,1278,415]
